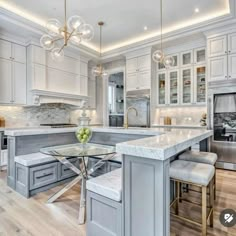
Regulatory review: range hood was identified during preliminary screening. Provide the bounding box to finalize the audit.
[126,89,150,99]
[214,93,236,113]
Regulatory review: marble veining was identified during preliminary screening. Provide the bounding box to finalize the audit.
[86,168,122,202]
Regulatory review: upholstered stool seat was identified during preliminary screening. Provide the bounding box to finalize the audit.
[178,151,217,165]
[170,160,215,186]
[170,160,215,236]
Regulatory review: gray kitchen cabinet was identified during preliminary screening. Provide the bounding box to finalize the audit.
[109,115,124,127]
[58,157,80,180]
[29,163,58,190]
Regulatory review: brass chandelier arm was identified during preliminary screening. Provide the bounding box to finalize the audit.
[58,28,76,54]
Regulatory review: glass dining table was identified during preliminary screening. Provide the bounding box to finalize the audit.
[40,143,116,224]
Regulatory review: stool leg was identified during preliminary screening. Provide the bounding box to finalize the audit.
[175,181,180,215]
[214,172,216,200]
[202,186,207,236]
[210,179,214,228]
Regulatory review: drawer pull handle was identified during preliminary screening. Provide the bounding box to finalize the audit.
[36,173,53,179]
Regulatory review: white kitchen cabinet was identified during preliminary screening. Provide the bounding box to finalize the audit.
[0,150,8,168]
[12,62,27,104]
[181,50,193,67]
[12,44,26,63]
[88,78,96,109]
[157,72,167,106]
[0,58,12,103]
[228,54,236,79]
[181,67,193,105]
[194,47,206,64]
[208,56,227,81]
[137,55,151,71]
[208,35,227,57]
[193,65,206,104]
[126,58,137,74]
[126,73,138,91]
[0,40,11,60]
[228,32,236,54]
[168,69,179,105]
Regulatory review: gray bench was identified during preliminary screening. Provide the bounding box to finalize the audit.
[86,168,122,236]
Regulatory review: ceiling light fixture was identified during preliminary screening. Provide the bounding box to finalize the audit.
[144,26,148,31]
[40,0,94,61]
[152,0,175,68]
[195,8,200,13]
[92,22,107,77]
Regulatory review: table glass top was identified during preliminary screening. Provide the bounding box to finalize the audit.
[40,143,116,158]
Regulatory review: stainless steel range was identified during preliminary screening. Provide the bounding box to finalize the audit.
[208,79,236,170]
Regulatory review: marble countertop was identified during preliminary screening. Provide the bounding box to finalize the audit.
[151,124,207,129]
[4,126,165,136]
[116,129,213,161]
[86,168,122,202]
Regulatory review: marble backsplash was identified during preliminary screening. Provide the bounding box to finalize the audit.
[153,107,207,126]
[0,104,101,128]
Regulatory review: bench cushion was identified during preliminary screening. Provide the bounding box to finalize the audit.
[86,168,122,202]
[178,150,217,165]
[170,160,215,186]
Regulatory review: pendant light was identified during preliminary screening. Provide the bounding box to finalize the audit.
[92,22,107,77]
[152,0,175,68]
[40,0,94,61]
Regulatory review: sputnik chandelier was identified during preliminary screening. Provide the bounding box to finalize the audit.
[40,0,94,61]
[92,21,108,77]
[152,0,175,68]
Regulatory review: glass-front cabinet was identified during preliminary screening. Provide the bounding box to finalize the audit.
[194,65,206,104]
[181,67,193,104]
[168,70,179,105]
[181,50,193,67]
[157,72,167,105]
[195,48,206,64]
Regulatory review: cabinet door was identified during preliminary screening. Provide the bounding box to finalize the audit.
[208,36,227,58]
[137,55,150,71]
[0,150,8,166]
[181,67,193,104]
[138,71,151,89]
[194,47,206,64]
[228,54,236,79]
[0,58,12,103]
[126,58,138,74]
[228,32,236,54]
[0,39,11,60]
[80,76,88,96]
[168,70,179,105]
[109,116,117,127]
[194,65,206,104]
[157,72,167,106]
[12,62,26,104]
[88,78,96,109]
[116,116,124,127]
[208,56,227,81]
[12,44,26,63]
[181,50,193,67]
[126,73,138,91]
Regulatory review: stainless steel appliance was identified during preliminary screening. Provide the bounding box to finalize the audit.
[40,123,77,128]
[208,80,236,170]
[0,131,7,150]
[126,89,150,128]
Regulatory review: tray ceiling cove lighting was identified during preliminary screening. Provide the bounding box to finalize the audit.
[92,22,107,77]
[152,0,175,68]
[40,0,94,61]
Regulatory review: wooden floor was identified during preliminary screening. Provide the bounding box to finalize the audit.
[0,169,236,236]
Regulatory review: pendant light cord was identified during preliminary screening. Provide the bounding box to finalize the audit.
[160,0,163,52]
[64,0,67,25]
[100,24,102,58]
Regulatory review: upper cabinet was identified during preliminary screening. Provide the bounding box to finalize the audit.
[0,39,26,105]
[208,32,236,82]
[126,54,151,91]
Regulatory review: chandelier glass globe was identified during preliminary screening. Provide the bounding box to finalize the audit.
[46,19,62,36]
[40,35,55,50]
[163,56,175,68]
[152,50,164,63]
[70,35,82,46]
[51,48,64,62]
[79,24,94,41]
[67,15,85,32]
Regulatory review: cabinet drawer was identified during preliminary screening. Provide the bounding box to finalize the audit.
[88,157,108,177]
[58,158,80,180]
[29,163,58,190]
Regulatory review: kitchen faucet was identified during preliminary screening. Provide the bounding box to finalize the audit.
[124,106,138,129]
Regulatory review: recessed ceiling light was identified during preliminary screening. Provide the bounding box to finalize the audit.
[195,8,199,13]
[144,26,148,31]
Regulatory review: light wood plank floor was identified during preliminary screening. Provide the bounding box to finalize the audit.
[0,169,236,236]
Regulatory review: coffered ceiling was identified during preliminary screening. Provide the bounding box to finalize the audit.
[0,0,231,53]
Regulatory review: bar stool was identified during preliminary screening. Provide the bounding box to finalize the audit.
[170,160,215,236]
[178,150,217,199]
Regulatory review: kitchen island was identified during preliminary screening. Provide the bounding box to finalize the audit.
[5,127,212,236]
